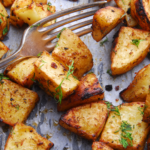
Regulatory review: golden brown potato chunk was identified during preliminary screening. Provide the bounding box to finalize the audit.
[92,6,125,42]
[0,2,9,40]
[4,57,37,88]
[52,28,93,79]
[0,0,15,7]
[143,93,150,123]
[59,101,108,141]
[92,142,113,150]
[0,79,39,126]
[57,73,104,112]
[115,0,137,27]
[111,27,150,75]
[147,134,150,150]
[131,0,150,30]
[5,123,54,150]
[34,51,79,101]
[100,102,150,150]
[0,41,9,59]
[10,0,55,27]
[120,64,150,102]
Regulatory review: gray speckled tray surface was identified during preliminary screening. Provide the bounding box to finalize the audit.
[0,0,149,150]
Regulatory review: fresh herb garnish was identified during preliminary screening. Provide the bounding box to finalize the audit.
[15,105,19,110]
[55,60,74,103]
[41,59,47,63]
[120,13,126,20]
[100,37,108,46]
[30,23,40,29]
[55,43,59,48]
[122,0,125,5]
[114,130,119,133]
[47,2,52,6]
[0,73,9,80]
[0,19,2,24]
[0,13,4,17]
[38,64,44,69]
[119,121,133,148]
[105,101,112,110]
[138,106,144,115]
[57,28,66,38]
[111,106,120,116]
[107,69,112,76]
[3,26,8,35]
[131,39,145,48]
[113,49,117,55]
[37,52,42,57]
[47,7,50,11]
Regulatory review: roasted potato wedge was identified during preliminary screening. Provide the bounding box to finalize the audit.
[115,0,137,27]
[111,27,150,75]
[4,57,37,88]
[52,28,93,79]
[10,0,55,27]
[92,142,113,150]
[0,41,9,59]
[0,79,39,126]
[143,93,150,123]
[5,123,54,150]
[0,0,15,7]
[59,101,108,141]
[57,73,104,112]
[147,134,150,150]
[34,51,79,100]
[120,64,150,102]
[100,102,150,150]
[131,0,150,30]
[0,2,9,40]
[92,6,125,42]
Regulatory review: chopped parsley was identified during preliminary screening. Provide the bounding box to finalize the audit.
[47,2,52,6]
[55,43,59,48]
[0,19,2,24]
[0,13,4,17]
[131,39,145,48]
[113,49,117,55]
[37,52,42,57]
[57,28,66,38]
[15,105,19,110]
[47,7,50,11]
[111,106,120,116]
[100,37,108,46]
[138,106,144,115]
[38,64,44,69]
[105,101,112,110]
[107,69,112,76]
[122,0,125,5]
[30,23,40,29]
[55,60,74,103]
[3,26,8,35]
[120,13,126,20]
[119,121,133,148]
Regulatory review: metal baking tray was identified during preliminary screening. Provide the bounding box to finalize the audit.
[0,0,149,149]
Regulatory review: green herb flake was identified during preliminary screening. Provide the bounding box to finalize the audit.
[111,106,120,116]
[55,60,74,104]
[30,23,40,29]
[3,26,8,35]
[38,64,44,69]
[120,13,126,20]
[0,13,4,17]
[100,37,108,46]
[0,19,2,24]
[72,75,78,80]
[113,49,117,55]
[37,52,42,57]
[47,7,50,11]
[57,28,66,38]
[131,39,145,48]
[105,101,111,110]
[138,106,144,115]
[41,59,47,63]
[47,2,52,6]
[107,69,112,76]
[15,105,19,110]
[114,130,119,133]
[87,72,93,74]
[55,43,59,48]
[122,0,125,5]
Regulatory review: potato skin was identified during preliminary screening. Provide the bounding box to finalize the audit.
[147,134,150,150]
[0,41,9,59]
[100,102,150,150]
[0,0,15,7]
[0,79,39,126]
[52,28,93,79]
[0,2,9,40]
[59,101,108,141]
[57,73,104,112]
[111,26,150,75]
[4,123,54,150]
[120,64,150,102]
[92,142,114,150]
[4,57,37,88]
[131,0,150,31]
[92,6,125,42]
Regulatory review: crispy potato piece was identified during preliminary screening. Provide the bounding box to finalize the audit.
[0,0,15,7]
[120,64,150,102]
[57,73,104,112]
[92,6,125,42]
[143,93,150,123]
[115,0,137,27]
[131,0,150,31]
[111,27,150,75]
[52,28,93,79]
[0,41,9,59]
[10,0,55,27]
[0,79,39,126]
[5,123,54,150]
[100,102,150,150]
[34,51,79,100]
[92,142,113,150]
[0,2,9,40]
[59,101,108,141]
[4,57,37,88]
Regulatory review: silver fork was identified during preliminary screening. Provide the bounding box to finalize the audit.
[0,1,107,70]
